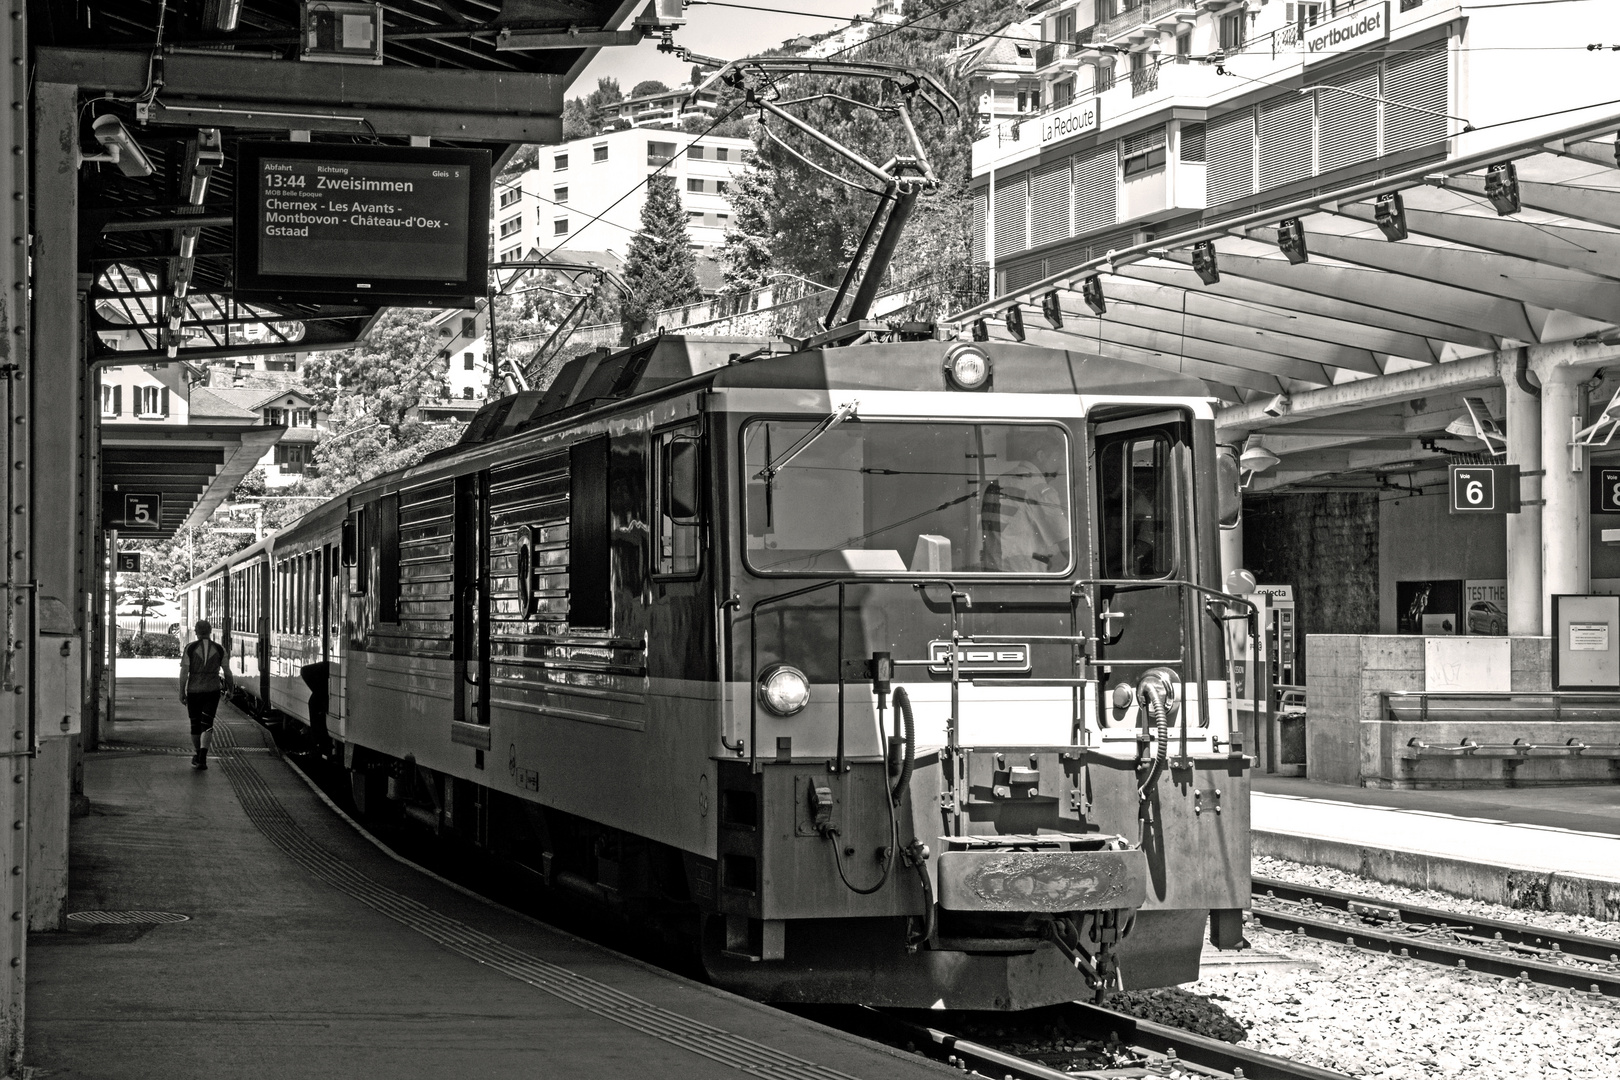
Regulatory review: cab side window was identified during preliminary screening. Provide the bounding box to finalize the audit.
[653,428,703,576]
[1097,433,1174,579]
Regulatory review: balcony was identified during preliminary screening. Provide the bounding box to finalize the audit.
[1096,1,1198,46]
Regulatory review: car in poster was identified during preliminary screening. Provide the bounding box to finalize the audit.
[1467,600,1506,635]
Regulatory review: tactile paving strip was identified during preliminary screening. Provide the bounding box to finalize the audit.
[210,720,865,1080]
[67,911,190,924]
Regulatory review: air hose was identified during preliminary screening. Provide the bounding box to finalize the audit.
[890,685,915,805]
[1137,686,1170,799]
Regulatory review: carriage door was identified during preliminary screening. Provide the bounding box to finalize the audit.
[454,472,492,730]
[1090,411,1192,715]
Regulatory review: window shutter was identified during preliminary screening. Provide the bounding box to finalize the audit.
[1257,95,1315,190]
[160,387,170,417]
[1029,158,1071,247]
[1206,108,1255,206]
[971,187,987,263]
[1071,145,1117,234]
[1180,122,1206,163]
[112,385,121,416]
[1315,67,1379,173]
[1383,43,1448,155]
[993,173,1028,257]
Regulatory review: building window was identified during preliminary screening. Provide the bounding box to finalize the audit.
[554,186,568,204]
[688,210,703,222]
[498,215,521,238]
[1054,79,1074,108]
[648,140,677,166]
[498,187,520,208]
[291,408,311,427]
[463,386,474,399]
[1095,60,1116,93]
[553,153,568,170]
[463,352,475,371]
[688,144,705,160]
[1219,11,1246,51]
[593,143,608,162]
[1122,128,1167,178]
[1295,2,1327,31]
[687,178,704,193]
[461,317,475,336]
[554,218,569,236]
[274,443,310,474]
[1176,32,1191,61]
[715,147,729,162]
[501,246,522,262]
[716,212,730,225]
[132,385,166,417]
[1016,90,1028,112]
[265,359,296,372]
[1015,45,1032,59]
[715,180,730,196]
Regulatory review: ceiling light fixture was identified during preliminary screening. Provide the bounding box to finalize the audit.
[1374,192,1408,241]
[1081,275,1106,316]
[1485,161,1521,216]
[1041,289,1064,329]
[1004,304,1026,342]
[1192,240,1220,285]
[1276,218,1308,264]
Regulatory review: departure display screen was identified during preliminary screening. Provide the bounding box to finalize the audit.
[235,143,490,308]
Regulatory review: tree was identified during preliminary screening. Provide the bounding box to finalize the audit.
[719,162,776,295]
[621,175,702,329]
[561,77,624,138]
[301,308,450,435]
[630,79,670,98]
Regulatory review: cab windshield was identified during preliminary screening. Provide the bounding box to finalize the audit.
[742,419,1071,575]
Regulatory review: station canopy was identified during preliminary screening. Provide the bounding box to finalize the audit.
[39,0,634,536]
[958,108,1620,497]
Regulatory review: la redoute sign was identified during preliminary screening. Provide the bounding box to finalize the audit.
[1300,2,1389,66]
[1034,97,1099,145]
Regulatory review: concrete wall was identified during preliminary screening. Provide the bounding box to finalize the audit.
[1243,492,1379,684]
[1378,491,1507,633]
[1306,635,1565,788]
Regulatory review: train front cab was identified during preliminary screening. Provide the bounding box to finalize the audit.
[705,379,1253,1009]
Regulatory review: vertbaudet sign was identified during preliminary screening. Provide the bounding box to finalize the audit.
[1300,2,1389,67]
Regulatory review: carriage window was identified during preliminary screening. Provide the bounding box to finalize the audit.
[1097,434,1174,579]
[569,436,613,627]
[379,495,401,623]
[654,430,703,576]
[742,419,1071,575]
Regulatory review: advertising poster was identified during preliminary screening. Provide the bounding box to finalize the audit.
[1463,579,1508,636]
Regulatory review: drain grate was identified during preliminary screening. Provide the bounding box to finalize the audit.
[67,911,190,925]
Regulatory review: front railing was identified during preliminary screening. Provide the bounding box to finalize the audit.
[1131,61,1161,97]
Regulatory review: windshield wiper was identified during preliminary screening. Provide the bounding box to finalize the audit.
[754,399,859,483]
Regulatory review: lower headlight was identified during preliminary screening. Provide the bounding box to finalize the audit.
[944,344,991,391]
[758,664,811,716]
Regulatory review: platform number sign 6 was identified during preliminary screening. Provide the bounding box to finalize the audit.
[123,492,162,531]
[1451,467,1495,512]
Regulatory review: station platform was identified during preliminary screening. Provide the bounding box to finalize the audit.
[1252,776,1620,920]
[24,675,950,1080]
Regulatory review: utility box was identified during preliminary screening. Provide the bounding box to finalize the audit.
[300,2,383,65]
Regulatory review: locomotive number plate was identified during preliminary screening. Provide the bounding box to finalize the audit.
[927,640,1031,675]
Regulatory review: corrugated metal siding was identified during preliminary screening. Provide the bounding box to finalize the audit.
[489,453,571,635]
[1029,158,1072,247]
[1072,145,1117,233]
[1315,66,1379,173]
[1383,42,1448,154]
[993,173,1028,257]
[1258,95,1315,189]
[1206,109,1255,205]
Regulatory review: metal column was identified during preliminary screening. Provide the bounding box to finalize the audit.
[1504,355,1543,636]
[1541,366,1589,631]
[28,81,81,931]
[0,0,30,1066]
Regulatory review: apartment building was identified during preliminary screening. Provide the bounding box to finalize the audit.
[970,0,1595,295]
[491,126,753,268]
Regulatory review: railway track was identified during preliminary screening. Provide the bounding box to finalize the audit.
[833,1003,1354,1080]
[1250,875,1620,998]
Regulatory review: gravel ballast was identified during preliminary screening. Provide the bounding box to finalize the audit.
[1112,922,1620,1080]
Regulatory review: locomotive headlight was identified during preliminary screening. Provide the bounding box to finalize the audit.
[943,345,991,391]
[758,664,811,716]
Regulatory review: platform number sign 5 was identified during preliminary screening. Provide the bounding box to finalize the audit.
[1449,464,1519,515]
[1594,468,1620,515]
[123,493,162,531]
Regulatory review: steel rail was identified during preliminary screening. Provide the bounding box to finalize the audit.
[1251,877,1620,998]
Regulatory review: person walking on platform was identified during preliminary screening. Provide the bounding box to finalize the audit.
[178,620,233,771]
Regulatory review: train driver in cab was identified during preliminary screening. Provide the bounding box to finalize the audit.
[983,427,1070,572]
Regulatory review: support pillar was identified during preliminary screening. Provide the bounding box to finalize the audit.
[1503,352,1543,635]
[1540,366,1590,630]
[1220,517,1245,588]
[28,82,81,932]
[0,1,29,1066]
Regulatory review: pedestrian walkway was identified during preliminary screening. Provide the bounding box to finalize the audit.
[25,679,950,1079]
[1252,776,1620,919]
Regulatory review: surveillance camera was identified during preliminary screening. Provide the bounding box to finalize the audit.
[90,115,155,178]
[1261,394,1290,418]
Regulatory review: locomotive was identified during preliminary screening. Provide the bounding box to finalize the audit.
[184,326,1256,1010]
